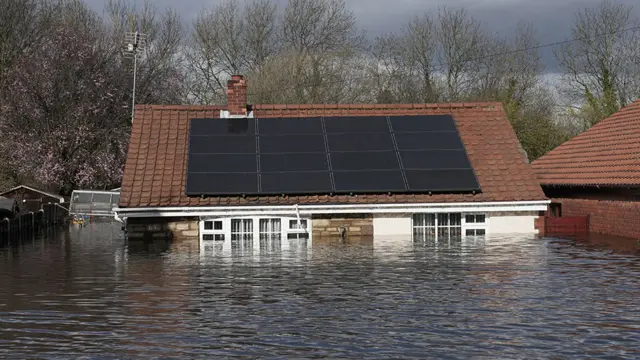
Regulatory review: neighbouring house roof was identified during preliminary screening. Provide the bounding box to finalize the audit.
[532,98,640,187]
[119,102,546,208]
[0,185,64,203]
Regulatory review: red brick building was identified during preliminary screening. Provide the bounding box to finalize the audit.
[532,99,640,239]
[115,75,548,246]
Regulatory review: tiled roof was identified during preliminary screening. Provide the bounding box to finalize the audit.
[532,98,640,186]
[119,103,546,208]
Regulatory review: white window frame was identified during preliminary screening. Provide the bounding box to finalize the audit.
[200,219,225,242]
[259,218,282,241]
[462,212,488,237]
[199,216,312,245]
[412,212,488,241]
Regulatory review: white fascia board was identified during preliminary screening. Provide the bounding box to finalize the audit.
[115,200,550,218]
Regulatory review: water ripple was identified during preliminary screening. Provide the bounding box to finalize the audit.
[0,224,638,358]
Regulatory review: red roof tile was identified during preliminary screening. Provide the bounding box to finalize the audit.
[119,103,546,208]
[532,98,640,186]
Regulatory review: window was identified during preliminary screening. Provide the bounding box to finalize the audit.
[259,219,281,240]
[413,213,462,241]
[413,214,436,240]
[287,232,310,240]
[204,220,223,231]
[465,214,486,224]
[289,219,308,230]
[437,213,462,239]
[465,229,486,236]
[200,216,311,246]
[231,219,253,241]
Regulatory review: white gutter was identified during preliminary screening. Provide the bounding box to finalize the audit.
[114,200,549,218]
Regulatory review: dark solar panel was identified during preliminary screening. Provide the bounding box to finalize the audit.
[258,117,323,134]
[327,133,395,152]
[333,170,406,192]
[405,169,479,191]
[390,115,457,132]
[324,116,389,133]
[186,173,259,194]
[261,171,333,193]
[260,134,325,153]
[188,135,256,154]
[260,153,329,172]
[330,151,400,171]
[185,115,480,196]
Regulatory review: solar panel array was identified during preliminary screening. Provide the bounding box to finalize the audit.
[185,115,481,196]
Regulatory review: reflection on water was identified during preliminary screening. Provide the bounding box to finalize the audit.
[0,223,639,359]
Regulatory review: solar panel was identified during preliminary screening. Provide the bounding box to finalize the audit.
[327,133,395,152]
[405,169,479,191]
[334,170,406,192]
[186,173,259,194]
[324,116,389,133]
[330,151,400,171]
[185,115,481,196]
[260,134,325,153]
[261,171,333,193]
[260,153,329,172]
[189,135,256,154]
[259,117,322,134]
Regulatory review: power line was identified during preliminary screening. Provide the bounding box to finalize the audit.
[245,24,640,98]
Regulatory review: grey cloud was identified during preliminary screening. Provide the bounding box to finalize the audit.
[86,0,640,70]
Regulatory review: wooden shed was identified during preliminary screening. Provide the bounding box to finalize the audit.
[0,185,64,214]
[0,197,19,220]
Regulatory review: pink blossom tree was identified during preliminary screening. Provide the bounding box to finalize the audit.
[0,26,130,195]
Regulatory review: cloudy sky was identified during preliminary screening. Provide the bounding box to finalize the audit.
[86,0,640,71]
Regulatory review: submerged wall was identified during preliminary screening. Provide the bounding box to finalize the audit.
[312,214,373,240]
[372,211,543,238]
[552,198,640,239]
[126,217,199,243]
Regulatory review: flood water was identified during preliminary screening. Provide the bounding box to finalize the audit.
[1,223,639,359]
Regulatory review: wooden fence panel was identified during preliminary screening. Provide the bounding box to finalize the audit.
[0,203,69,246]
[544,215,590,236]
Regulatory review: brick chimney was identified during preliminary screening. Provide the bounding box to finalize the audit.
[227,75,247,116]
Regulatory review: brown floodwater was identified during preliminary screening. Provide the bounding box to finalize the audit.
[0,222,638,359]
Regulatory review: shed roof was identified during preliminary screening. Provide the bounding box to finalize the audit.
[119,102,546,208]
[532,98,640,186]
[0,197,17,211]
[0,185,64,202]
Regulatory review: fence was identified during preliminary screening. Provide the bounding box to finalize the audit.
[544,215,590,237]
[0,202,68,247]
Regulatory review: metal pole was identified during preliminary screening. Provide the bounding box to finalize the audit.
[131,50,137,123]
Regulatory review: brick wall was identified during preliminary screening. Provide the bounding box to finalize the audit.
[126,217,199,242]
[312,214,373,239]
[554,198,640,239]
[534,213,545,236]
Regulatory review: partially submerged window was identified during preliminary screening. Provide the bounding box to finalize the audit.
[259,218,282,241]
[200,216,311,244]
[413,212,486,241]
[231,219,254,241]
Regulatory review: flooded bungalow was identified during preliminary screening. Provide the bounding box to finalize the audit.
[114,75,550,248]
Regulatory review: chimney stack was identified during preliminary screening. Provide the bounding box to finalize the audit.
[227,75,247,116]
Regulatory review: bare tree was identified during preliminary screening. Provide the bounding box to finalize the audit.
[368,14,440,104]
[185,0,278,104]
[554,0,640,128]
[105,0,185,105]
[436,6,485,101]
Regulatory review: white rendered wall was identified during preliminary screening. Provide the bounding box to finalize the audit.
[372,211,539,239]
[488,213,538,234]
[373,215,412,238]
